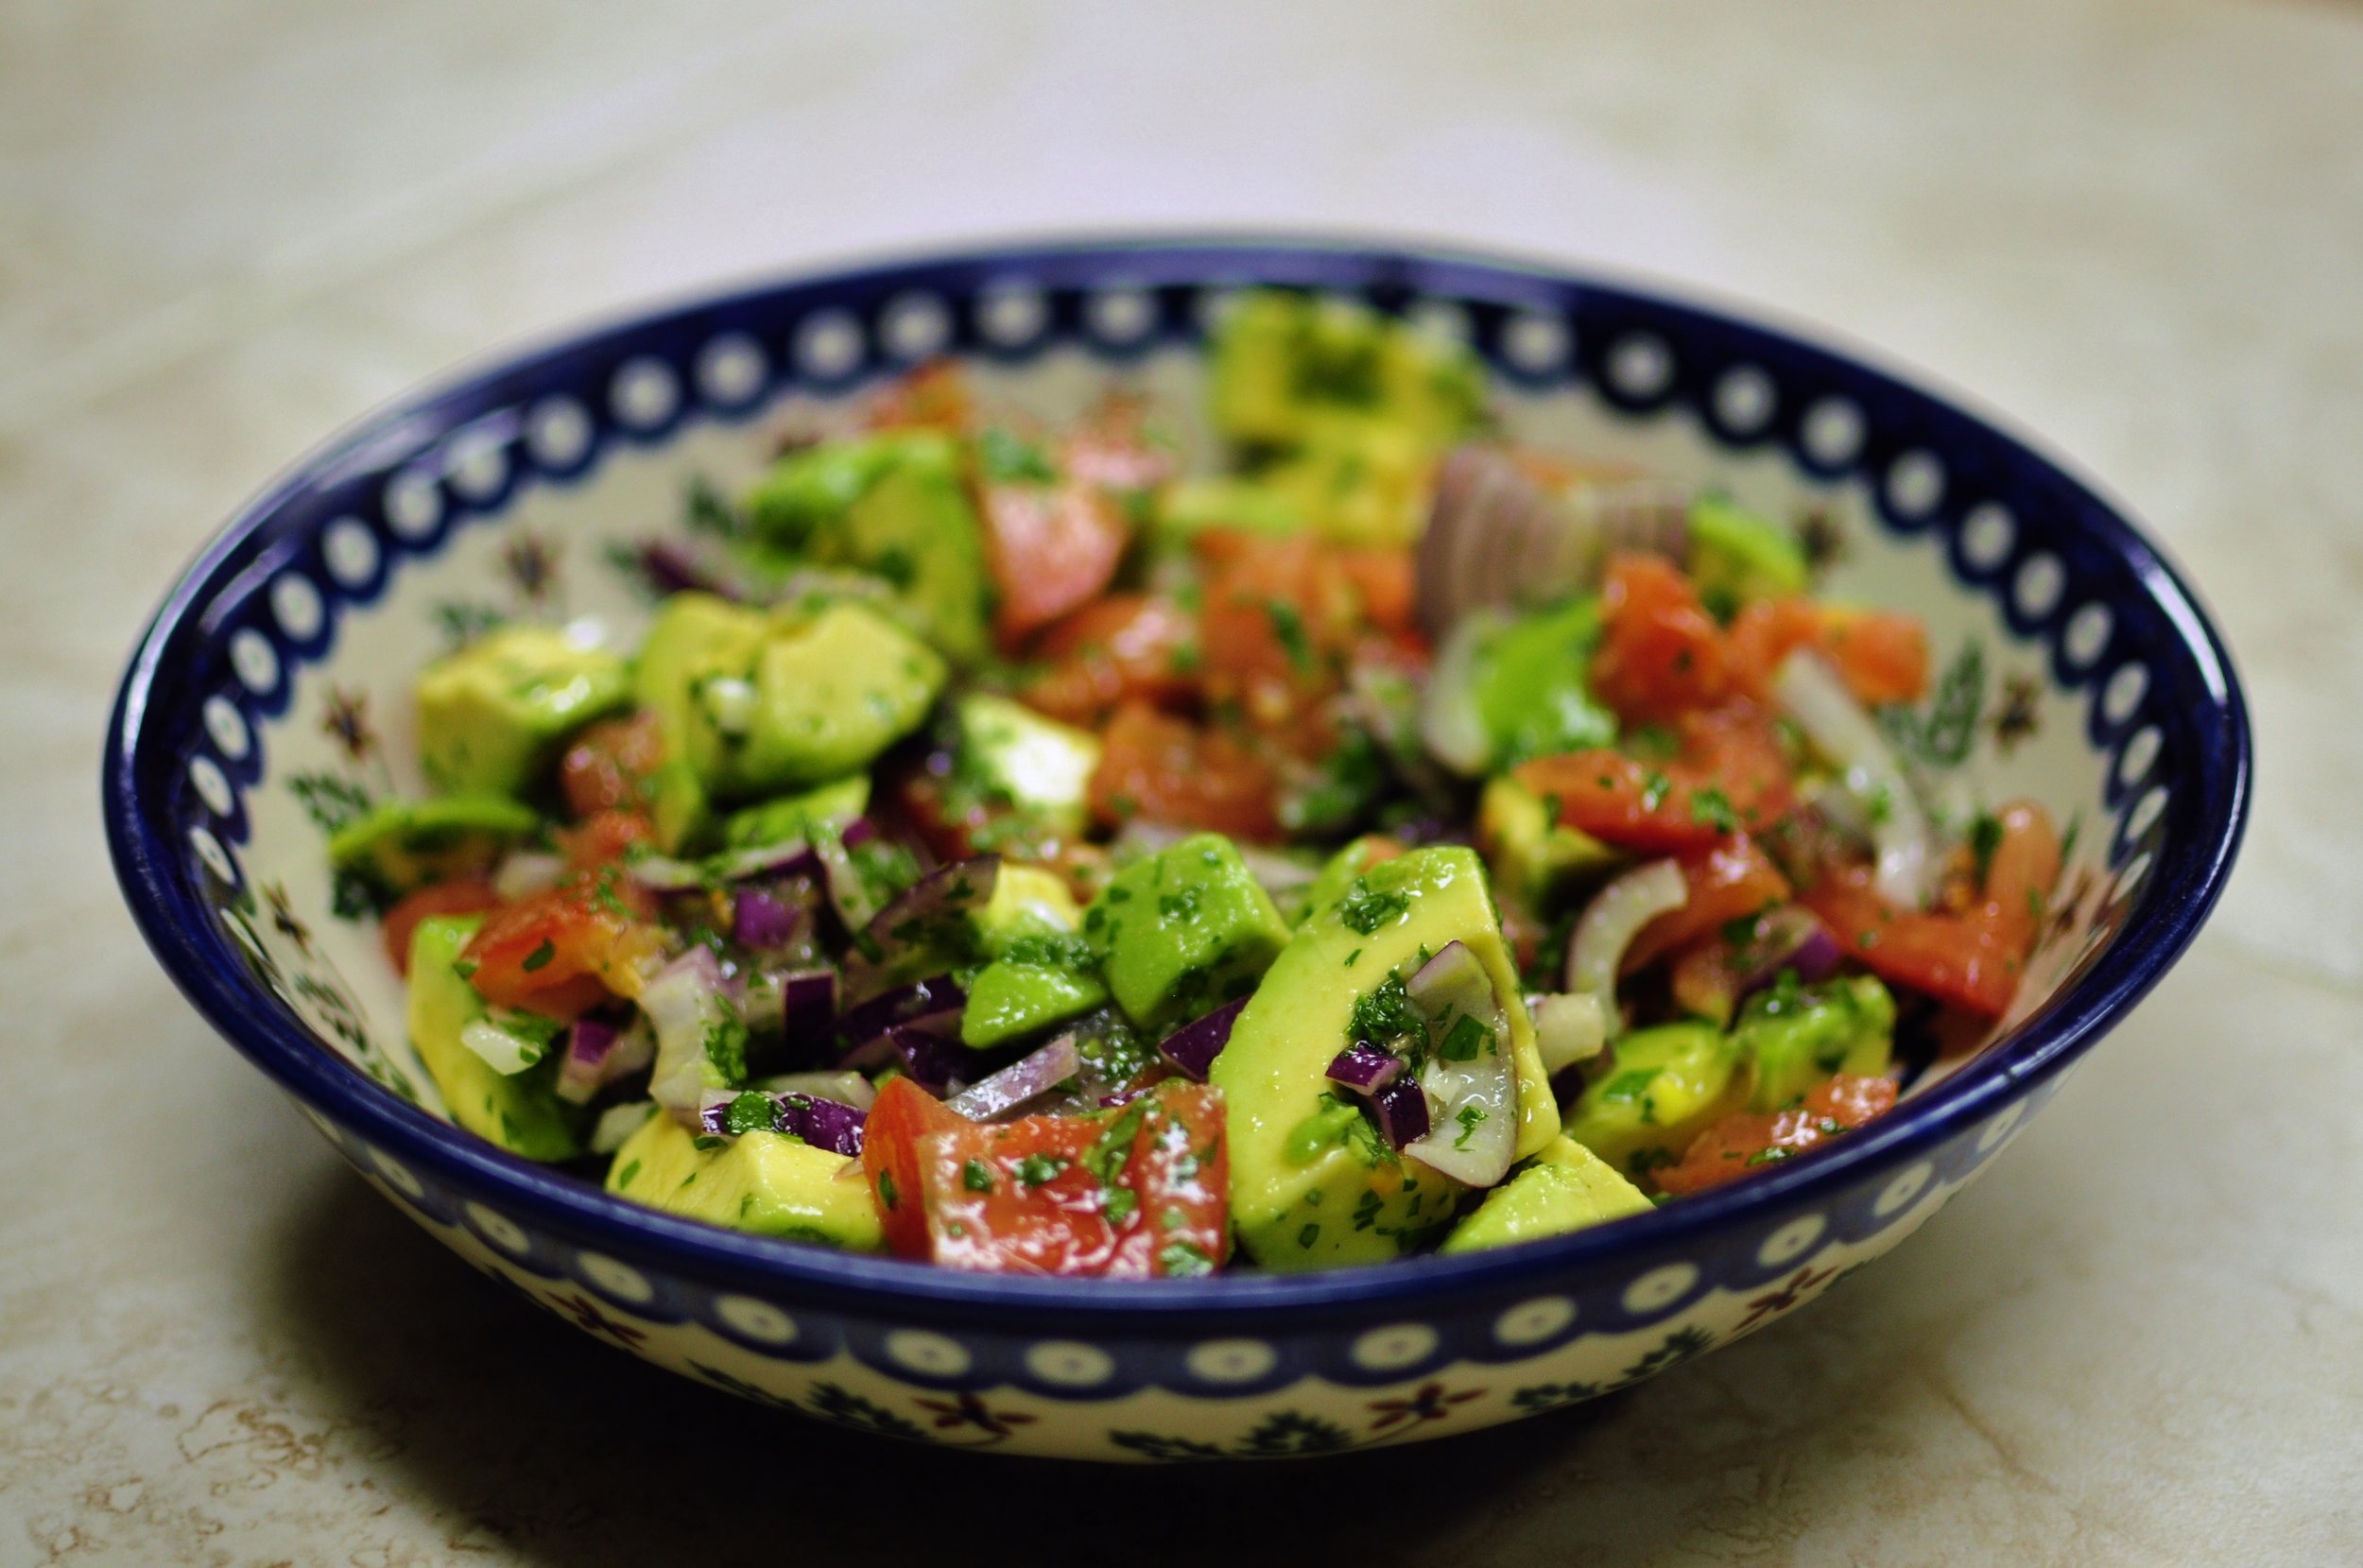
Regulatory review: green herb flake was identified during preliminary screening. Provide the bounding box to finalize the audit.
[1689,785,1738,833]
[1437,1012,1491,1062]
[961,1158,995,1193]
[1158,1239,1216,1277]
[520,939,556,974]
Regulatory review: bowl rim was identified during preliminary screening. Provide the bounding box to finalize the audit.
[104,233,2251,1324]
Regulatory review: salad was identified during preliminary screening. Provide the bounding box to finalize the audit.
[331,291,2061,1277]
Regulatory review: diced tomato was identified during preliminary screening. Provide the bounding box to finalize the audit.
[861,1076,974,1259]
[865,359,972,433]
[459,872,663,1020]
[559,711,664,819]
[1194,530,1362,738]
[1656,1074,1898,1196]
[1019,594,1199,726]
[1624,834,1794,974]
[1059,394,1176,493]
[1332,546,1419,642]
[558,808,654,870]
[913,1083,1230,1277]
[1511,701,1793,855]
[1089,700,1282,842]
[1590,553,1733,724]
[1664,903,1832,1025]
[381,876,501,974]
[1802,801,2061,1019]
[1730,597,1931,706]
[980,479,1131,649]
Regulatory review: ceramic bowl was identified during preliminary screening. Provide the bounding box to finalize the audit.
[105,238,2249,1460]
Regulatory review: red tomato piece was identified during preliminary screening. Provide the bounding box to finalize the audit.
[559,711,665,819]
[1663,904,1831,1025]
[1019,594,1199,726]
[1656,1074,1899,1196]
[1730,597,1931,707]
[914,1083,1230,1278]
[381,876,501,975]
[1510,702,1793,855]
[1590,553,1734,724]
[1089,700,1282,842]
[558,808,654,870]
[861,1076,974,1260]
[459,873,662,1020]
[981,479,1131,650]
[1194,530,1363,741]
[1332,546,1420,643]
[1624,834,1795,974]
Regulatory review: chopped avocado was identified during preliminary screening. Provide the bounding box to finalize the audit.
[605,1112,883,1249]
[1155,475,1309,540]
[948,693,1102,842]
[738,602,944,793]
[1561,1021,1749,1183]
[328,794,538,900]
[405,916,584,1161]
[1476,777,1625,914]
[1439,1135,1653,1254]
[1213,846,1560,1271]
[1469,596,1618,767]
[1688,494,1808,612]
[719,773,872,851]
[415,625,630,797]
[1296,835,1403,926]
[961,942,1109,1049]
[1735,974,1896,1112]
[746,431,992,663]
[1083,833,1291,1031]
[974,863,1083,952]
[631,593,771,841]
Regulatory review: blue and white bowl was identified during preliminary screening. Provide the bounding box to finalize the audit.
[105,238,2249,1460]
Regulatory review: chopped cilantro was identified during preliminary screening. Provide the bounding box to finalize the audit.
[1436,1012,1492,1062]
[1452,1103,1488,1150]
[1337,877,1410,935]
[1017,1152,1068,1186]
[1641,770,1673,813]
[722,1092,776,1136]
[961,1158,995,1193]
[977,425,1059,485]
[1690,785,1738,833]
[520,939,555,974]
[1158,1239,1216,1277]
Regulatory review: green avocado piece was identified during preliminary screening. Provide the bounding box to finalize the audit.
[1735,974,1896,1112]
[746,431,992,664]
[1439,1135,1653,1254]
[961,943,1110,1049]
[1469,596,1619,767]
[405,916,585,1161]
[328,795,538,899]
[1562,1021,1749,1184]
[1212,845,1561,1271]
[1296,836,1400,926]
[1082,833,1291,1032]
[941,694,1102,845]
[415,625,630,797]
[631,593,771,843]
[974,864,1082,951]
[1154,476,1310,541]
[605,1111,884,1249]
[719,774,872,851]
[737,602,945,793]
[1688,494,1809,612]
[1475,777,1625,915]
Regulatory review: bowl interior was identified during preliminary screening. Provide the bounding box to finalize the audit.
[110,239,2246,1282]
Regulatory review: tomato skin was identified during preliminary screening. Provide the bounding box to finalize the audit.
[460,874,662,1020]
[1802,801,2060,1020]
[862,1077,974,1260]
[559,711,665,819]
[1656,1073,1898,1196]
[1625,835,1794,974]
[1730,597,1930,706]
[1591,554,1733,724]
[980,479,1130,650]
[1089,700,1282,842]
[381,876,501,974]
[1020,594,1199,726]
[1332,546,1419,643]
[558,808,654,870]
[913,1083,1230,1278]
[1193,530,1371,744]
[1511,702,1794,855]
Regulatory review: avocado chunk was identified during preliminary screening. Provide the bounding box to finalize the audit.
[1155,475,1310,541]
[1294,836,1402,926]
[944,694,1103,844]
[1735,974,1896,1112]
[328,794,538,901]
[961,868,1108,1047]
[1562,1021,1749,1183]
[415,625,630,797]
[631,593,771,846]
[719,773,872,852]
[1212,846,1560,1271]
[746,431,992,664]
[1083,833,1291,1032]
[1469,596,1619,767]
[974,863,1083,951]
[1688,494,1808,612]
[1439,1135,1653,1254]
[738,602,945,791]
[405,916,585,1161]
[1475,776,1624,914]
[605,1112,884,1249]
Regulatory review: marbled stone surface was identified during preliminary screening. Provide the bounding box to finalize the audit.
[4,1,2359,1561]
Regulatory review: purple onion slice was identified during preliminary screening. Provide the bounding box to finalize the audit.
[1371,1076,1432,1148]
[1565,858,1689,1006]
[1325,1041,1404,1093]
[1400,941,1521,1188]
[862,854,1000,958]
[1526,991,1609,1077]
[833,974,966,1067]
[946,1034,1083,1122]
[1155,998,1248,1082]
[885,1027,971,1097]
[733,887,800,950]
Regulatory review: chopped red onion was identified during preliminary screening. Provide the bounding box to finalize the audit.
[695,1086,868,1156]
[1526,991,1609,1077]
[885,1027,971,1097]
[1400,940,1520,1188]
[1325,1041,1404,1093]
[733,887,800,950]
[861,854,1000,958]
[833,974,966,1067]
[947,1034,1082,1121]
[754,1069,876,1111]
[1565,858,1689,1006]
[1406,939,1492,1017]
[1773,648,1938,909]
[1155,998,1248,1082]
[815,818,891,930]
[773,968,838,1042]
[1417,610,1505,776]
[642,947,733,1121]
[556,1016,621,1105]
[1371,1076,1432,1148]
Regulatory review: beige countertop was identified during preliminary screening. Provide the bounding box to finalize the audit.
[5,1,2359,1561]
